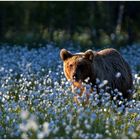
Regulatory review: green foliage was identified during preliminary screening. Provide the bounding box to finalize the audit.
[0,2,140,48]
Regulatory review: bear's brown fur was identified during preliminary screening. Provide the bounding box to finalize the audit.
[60,48,133,100]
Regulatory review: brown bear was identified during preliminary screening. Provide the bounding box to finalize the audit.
[60,48,133,102]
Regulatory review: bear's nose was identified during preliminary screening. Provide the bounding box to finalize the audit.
[73,73,78,81]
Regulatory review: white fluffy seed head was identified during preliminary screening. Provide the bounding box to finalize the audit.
[20,110,29,120]
[103,80,108,85]
[84,77,90,83]
[116,72,121,78]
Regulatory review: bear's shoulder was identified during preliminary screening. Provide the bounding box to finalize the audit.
[97,48,119,56]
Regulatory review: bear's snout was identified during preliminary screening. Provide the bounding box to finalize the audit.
[72,73,79,82]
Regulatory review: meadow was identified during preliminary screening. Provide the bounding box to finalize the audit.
[0,43,140,139]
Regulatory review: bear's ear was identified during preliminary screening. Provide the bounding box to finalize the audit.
[84,49,95,61]
[60,49,72,61]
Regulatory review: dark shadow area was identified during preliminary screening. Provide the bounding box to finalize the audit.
[0,1,140,48]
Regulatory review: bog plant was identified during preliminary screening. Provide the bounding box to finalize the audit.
[0,44,140,138]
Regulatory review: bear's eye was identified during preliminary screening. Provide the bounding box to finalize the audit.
[69,64,73,68]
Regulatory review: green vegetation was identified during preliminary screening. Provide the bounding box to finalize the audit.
[0,2,140,48]
[0,44,140,138]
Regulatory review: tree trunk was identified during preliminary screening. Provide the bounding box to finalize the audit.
[116,3,125,34]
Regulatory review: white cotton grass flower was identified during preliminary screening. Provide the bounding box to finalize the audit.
[131,132,138,139]
[21,133,28,139]
[118,92,123,96]
[20,110,29,120]
[85,124,91,130]
[115,72,121,78]
[65,125,72,134]
[94,133,103,139]
[0,66,4,72]
[96,78,100,84]
[0,43,139,138]
[43,122,50,136]
[37,122,50,138]
[19,124,28,132]
[84,77,90,83]
[99,80,108,88]
[26,118,38,131]
[37,132,45,139]
[103,80,108,85]
[113,96,117,101]
[114,88,119,92]
[53,127,59,134]
[20,113,38,132]
[134,74,138,79]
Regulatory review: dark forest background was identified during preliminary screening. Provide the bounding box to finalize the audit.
[0,1,140,48]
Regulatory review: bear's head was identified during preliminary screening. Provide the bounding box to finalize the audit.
[60,49,96,87]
